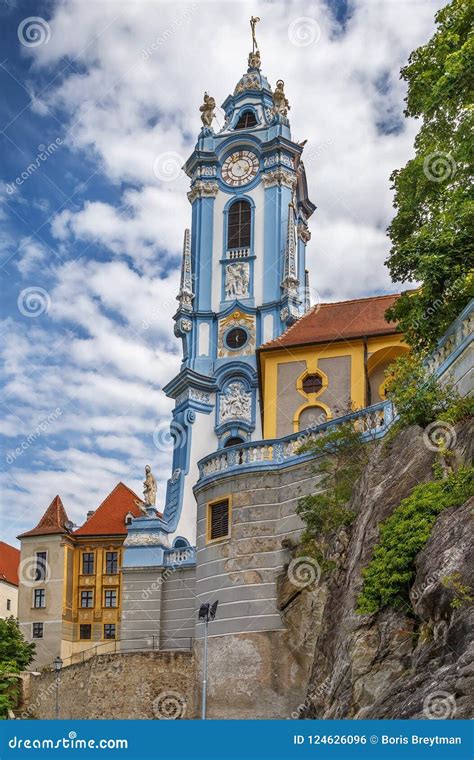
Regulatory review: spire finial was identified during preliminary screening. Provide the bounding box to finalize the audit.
[177,228,194,311]
[250,16,260,53]
[248,17,261,70]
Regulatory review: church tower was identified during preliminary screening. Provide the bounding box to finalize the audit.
[133,20,314,546]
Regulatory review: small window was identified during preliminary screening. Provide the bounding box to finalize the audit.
[302,373,323,395]
[227,200,251,249]
[125,513,133,526]
[32,622,43,639]
[105,551,118,574]
[80,590,94,608]
[82,552,94,575]
[103,624,116,640]
[80,624,92,640]
[35,551,47,581]
[104,589,117,608]
[33,589,45,608]
[208,499,230,541]
[6,599,11,611]
[224,436,245,448]
[234,110,258,129]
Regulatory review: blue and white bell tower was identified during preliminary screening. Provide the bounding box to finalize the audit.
[150,33,315,544]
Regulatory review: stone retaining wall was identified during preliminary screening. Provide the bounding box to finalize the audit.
[21,651,194,720]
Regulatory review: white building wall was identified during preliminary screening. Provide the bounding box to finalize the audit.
[0,580,18,618]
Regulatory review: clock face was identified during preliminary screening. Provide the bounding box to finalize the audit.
[224,327,249,350]
[222,150,259,187]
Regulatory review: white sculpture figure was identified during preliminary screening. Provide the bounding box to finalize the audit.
[220,382,252,422]
[225,262,250,299]
[143,465,157,507]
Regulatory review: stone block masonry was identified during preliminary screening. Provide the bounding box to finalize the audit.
[22,651,195,719]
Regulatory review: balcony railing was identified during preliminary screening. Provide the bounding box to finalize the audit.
[197,400,394,483]
[227,247,250,259]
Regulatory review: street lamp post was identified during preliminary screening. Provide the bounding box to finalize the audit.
[53,656,63,719]
[198,601,218,720]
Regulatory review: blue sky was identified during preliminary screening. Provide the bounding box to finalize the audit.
[0,0,443,545]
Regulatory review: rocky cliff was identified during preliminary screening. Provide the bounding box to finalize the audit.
[280,419,473,720]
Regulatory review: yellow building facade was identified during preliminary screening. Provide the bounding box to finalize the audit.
[258,294,408,439]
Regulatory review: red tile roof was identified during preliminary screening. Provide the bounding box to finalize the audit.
[18,495,70,539]
[0,541,20,586]
[73,482,149,536]
[260,293,401,351]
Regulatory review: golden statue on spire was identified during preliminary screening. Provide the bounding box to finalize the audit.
[248,16,261,70]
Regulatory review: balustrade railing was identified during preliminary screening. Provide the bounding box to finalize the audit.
[227,247,250,259]
[198,400,394,481]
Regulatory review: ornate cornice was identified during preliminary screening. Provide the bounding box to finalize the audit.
[297,222,311,244]
[262,168,297,190]
[187,180,219,204]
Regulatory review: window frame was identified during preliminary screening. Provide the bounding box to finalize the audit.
[103,589,117,608]
[103,623,116,640]
[82,552,95,575]
[34,551,48,581]
[32,622,44,639]
[105,551,118,575]
[79,624,92,640]
[33,588,45,609]
[80,589,94,609]
[206,496,232,544]
[234,110,258,130]
[227,200,251,250]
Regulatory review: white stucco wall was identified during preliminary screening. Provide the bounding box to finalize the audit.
[0,580,18,618]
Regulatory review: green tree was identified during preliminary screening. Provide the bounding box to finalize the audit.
[384,353,473,429]
[296,423,369,568]
[385,0,473,352]
[0,618,35,719]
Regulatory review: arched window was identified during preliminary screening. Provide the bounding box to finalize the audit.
[173,537,190,549]
[224,436,245,448]
[228,200,251,249]
[234,110,258,130]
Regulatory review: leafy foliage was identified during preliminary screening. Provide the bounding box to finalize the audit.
[384,353,472,429]
[0,618,35,719]
[296,424,369,566]
[385,0,474,351]
[357,467,474,614]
